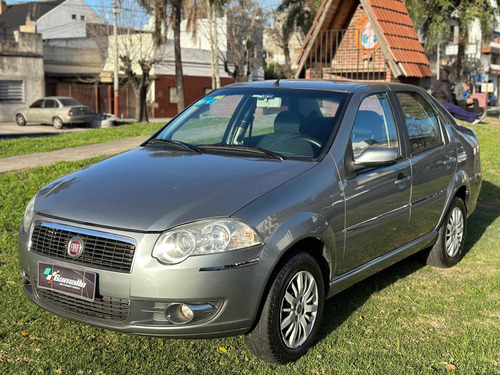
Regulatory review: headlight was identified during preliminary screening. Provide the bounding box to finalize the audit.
[152,219,262,264]
[23,194,37,233]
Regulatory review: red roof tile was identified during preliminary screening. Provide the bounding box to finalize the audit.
[369,0,408,13]
[365,0,432,78]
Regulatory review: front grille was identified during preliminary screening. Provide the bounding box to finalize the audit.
[30,222,136,273]
[36,286,130,321]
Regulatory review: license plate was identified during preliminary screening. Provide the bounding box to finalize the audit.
[37,262,96,302]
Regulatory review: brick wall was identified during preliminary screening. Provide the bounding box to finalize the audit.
[154,75,235,118]
[305,4,391,82]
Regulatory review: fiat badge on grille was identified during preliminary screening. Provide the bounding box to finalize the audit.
[67,237,84,258]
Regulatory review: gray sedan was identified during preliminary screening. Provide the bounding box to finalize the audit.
[14,96,92,129]
[18,81,481,364]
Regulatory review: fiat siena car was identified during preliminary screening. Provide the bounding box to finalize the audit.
[14,97,92,129]
[19,81,481,364]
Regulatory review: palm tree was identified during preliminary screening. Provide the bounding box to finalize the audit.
[139,0,185,112]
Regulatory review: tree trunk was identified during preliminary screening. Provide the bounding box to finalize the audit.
[173,0,185,112]
[206,0,216,89]
[214,13,221,88]
[457,32,466,81]
[136,80,149,123]
[283,42,292,79]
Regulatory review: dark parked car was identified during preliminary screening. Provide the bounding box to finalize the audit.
[19,81,481,363]
[14,97,92,129]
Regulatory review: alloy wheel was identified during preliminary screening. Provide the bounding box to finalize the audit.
[280,270,319,349]
[446,207,464,257]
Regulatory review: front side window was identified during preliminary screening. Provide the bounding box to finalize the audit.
[30,99,43,108]
[351,93,399,158]
[396,92,443,154]
[156,88,347,159]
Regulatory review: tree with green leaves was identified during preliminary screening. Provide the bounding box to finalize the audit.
[274,0,321,79]
[406,0,496,80]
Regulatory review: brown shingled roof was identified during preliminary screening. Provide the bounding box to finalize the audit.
[365,0,433,77]
[295,0,433,79]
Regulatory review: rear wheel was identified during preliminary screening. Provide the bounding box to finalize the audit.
[244,252,324,364]
[426,197,467,268]
[16,114,26,126]
[53,117,64,129]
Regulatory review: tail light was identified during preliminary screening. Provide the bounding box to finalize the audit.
[67,109,73,116]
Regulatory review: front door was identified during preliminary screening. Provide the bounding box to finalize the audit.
[341,93,411,274]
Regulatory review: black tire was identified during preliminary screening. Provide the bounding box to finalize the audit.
[16,114,26,126]
[53,117,64,129]
[426,197,467,268]
[244,252,325,364]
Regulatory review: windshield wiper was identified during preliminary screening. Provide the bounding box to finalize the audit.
[145,139,202,154]
[199,144,285,160]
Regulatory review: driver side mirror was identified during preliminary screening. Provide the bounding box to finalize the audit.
[345,147,398,178]
[353,147,398,169]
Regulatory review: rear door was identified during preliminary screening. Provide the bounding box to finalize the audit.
[42,99,58,124]
[341,92,411,273]
[393,90,456,239]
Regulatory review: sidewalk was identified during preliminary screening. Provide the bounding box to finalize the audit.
[0,136,148,174]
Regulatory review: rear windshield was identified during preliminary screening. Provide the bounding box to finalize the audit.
[59,98,81,106]
[156,88,347,159]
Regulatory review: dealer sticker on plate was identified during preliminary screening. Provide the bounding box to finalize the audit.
[37,262,96,302]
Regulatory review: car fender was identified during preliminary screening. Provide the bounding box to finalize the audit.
[434,169,470,232]
[261,211,337,283]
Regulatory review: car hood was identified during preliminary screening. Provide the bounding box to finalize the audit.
[35,147,315,232]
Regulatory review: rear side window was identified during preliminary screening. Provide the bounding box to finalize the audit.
[396,92,443,154]
[59,98,81,106]
[351,93,399,158]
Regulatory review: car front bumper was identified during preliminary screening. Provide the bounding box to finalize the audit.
[19,216,271,338]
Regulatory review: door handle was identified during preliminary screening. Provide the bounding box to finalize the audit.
[394,175,410,185]
[441,157,453,168]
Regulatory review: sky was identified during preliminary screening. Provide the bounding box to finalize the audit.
[5,0,281,19]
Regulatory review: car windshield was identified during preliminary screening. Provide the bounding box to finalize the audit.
[59,98,81,106]
[155,88,347,159]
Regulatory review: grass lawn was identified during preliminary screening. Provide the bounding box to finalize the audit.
[0,121,498,374]
[0,122,166,159]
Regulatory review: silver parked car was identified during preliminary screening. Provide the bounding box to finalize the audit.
[19,81,481,364]
[14,96,92,129]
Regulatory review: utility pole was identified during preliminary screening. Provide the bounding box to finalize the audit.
[113,0,120,117]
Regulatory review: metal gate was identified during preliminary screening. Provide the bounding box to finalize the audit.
[305,29,388,81]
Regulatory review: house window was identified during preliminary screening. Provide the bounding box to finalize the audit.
[169,87,177,104]
[72,14,76,20]
[81,15,86,21]
[0,80,24,103]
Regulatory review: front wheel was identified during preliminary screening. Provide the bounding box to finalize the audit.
[426,197,467,268]
[53,117,64,129]
[16,114,26,126]
[244,252,325,364]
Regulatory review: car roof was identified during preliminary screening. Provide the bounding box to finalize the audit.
[223,79,422,94]
[43,97,77,100]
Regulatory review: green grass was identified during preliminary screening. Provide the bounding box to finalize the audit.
[0,121,499,374]
[0,122,166,159]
